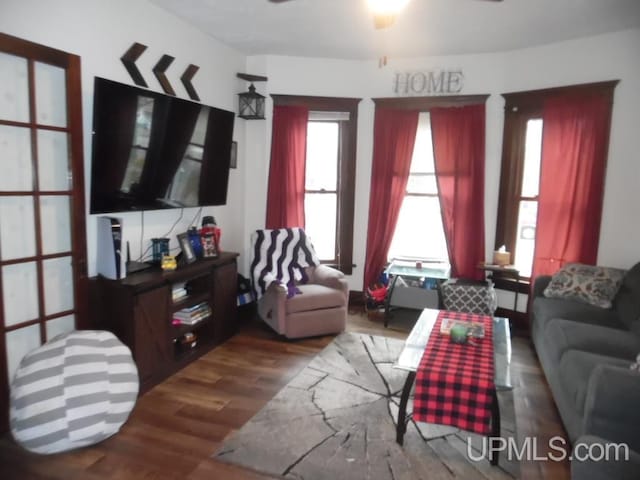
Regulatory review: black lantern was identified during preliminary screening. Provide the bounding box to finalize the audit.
[237,73,268,120]
[238,83,265,119]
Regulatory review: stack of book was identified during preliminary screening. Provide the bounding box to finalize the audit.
[173,302,211,325]
[172,283,188,303]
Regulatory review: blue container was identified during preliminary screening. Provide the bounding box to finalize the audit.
[151,238,170,263]
[188,227,203,258]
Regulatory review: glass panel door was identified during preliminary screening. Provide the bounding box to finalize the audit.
[0,33,87,432]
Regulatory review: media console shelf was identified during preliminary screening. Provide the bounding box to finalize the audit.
[94,252,238,393]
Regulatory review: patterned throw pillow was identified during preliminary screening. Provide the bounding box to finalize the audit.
[543,263,626,309]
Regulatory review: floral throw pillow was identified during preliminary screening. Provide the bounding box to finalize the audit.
[543,263,626,309]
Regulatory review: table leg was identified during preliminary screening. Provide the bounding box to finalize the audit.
[396,371,416,445]
[489,388,501,466]
[384,275,400,327]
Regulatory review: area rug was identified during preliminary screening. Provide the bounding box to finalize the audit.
[214,332,519,479]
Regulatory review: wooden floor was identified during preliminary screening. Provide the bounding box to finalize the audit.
[0,310,570,479]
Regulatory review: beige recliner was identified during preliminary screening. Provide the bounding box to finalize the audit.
[250,228,348,339]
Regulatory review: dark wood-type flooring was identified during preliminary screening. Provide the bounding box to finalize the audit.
[0,309,570,479]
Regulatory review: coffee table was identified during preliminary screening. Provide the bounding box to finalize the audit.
[393,308,512,465]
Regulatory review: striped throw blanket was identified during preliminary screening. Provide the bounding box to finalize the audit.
[250,228,320,300]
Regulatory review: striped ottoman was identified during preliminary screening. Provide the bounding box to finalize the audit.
[10,330,139,454]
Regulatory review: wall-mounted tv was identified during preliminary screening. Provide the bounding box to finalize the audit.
[90,77,235,214]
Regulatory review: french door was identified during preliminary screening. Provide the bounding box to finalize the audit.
[0,33,88,431]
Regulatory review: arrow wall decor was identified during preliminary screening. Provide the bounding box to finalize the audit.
[153,54,176,96]
[120,42,148,87]
[181,64,200,101]
[121,44,201,101]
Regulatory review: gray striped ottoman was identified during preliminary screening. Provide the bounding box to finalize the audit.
[10,330,139,454]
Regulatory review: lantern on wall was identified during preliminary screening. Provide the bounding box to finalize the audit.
[237,73,268,120]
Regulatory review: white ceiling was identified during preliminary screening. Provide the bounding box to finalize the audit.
[149,0,640,60]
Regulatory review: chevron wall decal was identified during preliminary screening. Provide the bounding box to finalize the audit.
[121,44,201,101]
[120,42,148,87]
[181,64,200,101]
[153,54,176,96]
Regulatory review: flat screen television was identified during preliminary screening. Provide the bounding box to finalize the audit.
[90,77,235,214]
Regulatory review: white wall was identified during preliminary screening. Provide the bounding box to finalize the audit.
[503,29,640,269]
[2,2,637,286]
[245,28,640,290]
[0,0,248,276]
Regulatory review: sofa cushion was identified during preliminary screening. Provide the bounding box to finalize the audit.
[544,263,626,309]
[621,261,640,292]
[544,319,640,364]
[286,284,346,314]
[558,350,630,414]
[614,262,640,329]
[532,296,624,334]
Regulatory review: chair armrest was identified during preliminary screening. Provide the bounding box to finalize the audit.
[257,282,288,334]
[308,265,349,300]
[583,364,640,452]
[571,435,640,480]
[532,275,552,298]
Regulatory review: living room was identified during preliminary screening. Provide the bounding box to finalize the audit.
[1,0,640,479]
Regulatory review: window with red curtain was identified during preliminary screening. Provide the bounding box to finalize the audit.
[363,107,419,289]
[265,105,309,229]
[267,95,360,273]
[364,96,489,289]
[495,82,618,283]
[431,103,487,281]
[532,87,617,278]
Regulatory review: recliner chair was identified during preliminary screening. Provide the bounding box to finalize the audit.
[250,228,348,339]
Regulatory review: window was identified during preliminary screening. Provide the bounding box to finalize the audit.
[304,118,339,261]
[495,81,617,279]
[512,118,542,277]
[388,113,448,262]
[271,95,360,274]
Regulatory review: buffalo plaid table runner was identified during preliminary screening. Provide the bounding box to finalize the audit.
[412,310,495,434]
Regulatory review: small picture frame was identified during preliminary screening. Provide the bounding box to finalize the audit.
[230,141,237,169]
[177,232,196,264]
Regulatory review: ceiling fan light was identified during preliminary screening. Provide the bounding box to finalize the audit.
[367,0,411,16]
[373,14,397,29]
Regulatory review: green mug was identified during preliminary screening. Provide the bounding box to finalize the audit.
[450,324,469,344]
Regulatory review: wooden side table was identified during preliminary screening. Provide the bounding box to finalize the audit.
[477,263,521,312]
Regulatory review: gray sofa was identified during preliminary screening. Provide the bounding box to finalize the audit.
[531,262,640,478]
[571,435,640,480]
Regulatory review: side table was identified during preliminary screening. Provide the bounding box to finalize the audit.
[384,259,450,327]
[477,263,521,312]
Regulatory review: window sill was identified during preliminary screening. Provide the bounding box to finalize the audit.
[320,262,353,276]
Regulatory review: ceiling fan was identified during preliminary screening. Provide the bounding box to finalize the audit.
[268,0,503,30]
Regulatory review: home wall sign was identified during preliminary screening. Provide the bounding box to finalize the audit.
[393,70,464,96]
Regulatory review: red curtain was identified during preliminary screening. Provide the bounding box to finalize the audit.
[431,104,486,281]
[363,108,419,288]
[265,105,309,228]
[532,93,613,278]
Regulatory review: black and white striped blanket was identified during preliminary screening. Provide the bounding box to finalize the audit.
[250,228,320,300]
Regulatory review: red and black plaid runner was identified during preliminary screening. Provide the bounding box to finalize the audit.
[413,310,495,434]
